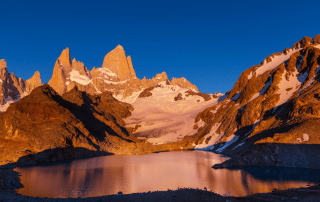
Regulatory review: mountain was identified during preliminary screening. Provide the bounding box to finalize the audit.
[0,84,196,165]
[0,45,205,165]
[0,59,41,112]
[2,35,320,169]
[48,45,198,101]
[188,35,320,168]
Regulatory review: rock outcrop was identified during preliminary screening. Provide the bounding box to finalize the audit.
[25,71,41,93]
[48,48,91,95]
[171,77,198,92]
[102,45,137,81]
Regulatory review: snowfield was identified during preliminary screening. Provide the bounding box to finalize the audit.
[124,81,220,144]
[69,70,92,85]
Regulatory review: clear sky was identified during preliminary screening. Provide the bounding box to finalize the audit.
[1,0,320,94]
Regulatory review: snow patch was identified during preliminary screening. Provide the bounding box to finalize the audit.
[314,44,320,49]
[274,69,301,107]
[0,96,22,112]
[194,120,205,129]
[98,68,117,77]
[69,70,92,85]
[247,71,253,80]
[248,92,260,102]
[125,83,219,144]
[120,90,145,104]
[255,48,301,76]
[215,134,239,153]
[210,105,220,114]
[103,79,128,85]
[232,120,260,150]
[214,92,224,97]
[299,65,320,94]
[195,123,222,150]
[303,133,309,142]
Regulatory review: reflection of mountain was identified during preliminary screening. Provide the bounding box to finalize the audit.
[15,151,315,198]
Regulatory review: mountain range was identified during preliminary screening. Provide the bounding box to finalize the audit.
[1,35,320,168]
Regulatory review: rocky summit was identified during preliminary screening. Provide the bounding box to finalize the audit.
[1,36,320,169]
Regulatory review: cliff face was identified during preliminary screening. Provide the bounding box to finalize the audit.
[0,59,41,111]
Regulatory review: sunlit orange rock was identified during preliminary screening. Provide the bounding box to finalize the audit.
[25,71,42,93]
[102,45,135,81]
[171,77,198,91]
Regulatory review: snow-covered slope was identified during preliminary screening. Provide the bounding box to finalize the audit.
[191,35,320,156]
[125,81,220,144]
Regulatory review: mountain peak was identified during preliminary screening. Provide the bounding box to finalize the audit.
[58,47,71,66]
[48,48,72,95]
[115,44,124,50]
[313,34,320,44]
[0,59,7,70]
[127,55,137,78]
[171,77,199,92]
[102,45,134,81]
[25,71,42,93]
[292,36,313,49]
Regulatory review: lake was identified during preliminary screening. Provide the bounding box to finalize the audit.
[15,151,320,198]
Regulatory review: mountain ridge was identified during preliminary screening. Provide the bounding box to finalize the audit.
[47,46,199,100]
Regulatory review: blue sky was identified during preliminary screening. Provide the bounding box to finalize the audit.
[1,0,320,94]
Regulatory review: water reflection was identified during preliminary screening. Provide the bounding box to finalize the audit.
[15,151,320,198]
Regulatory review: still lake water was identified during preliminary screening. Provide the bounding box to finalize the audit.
[15,151,320,198]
